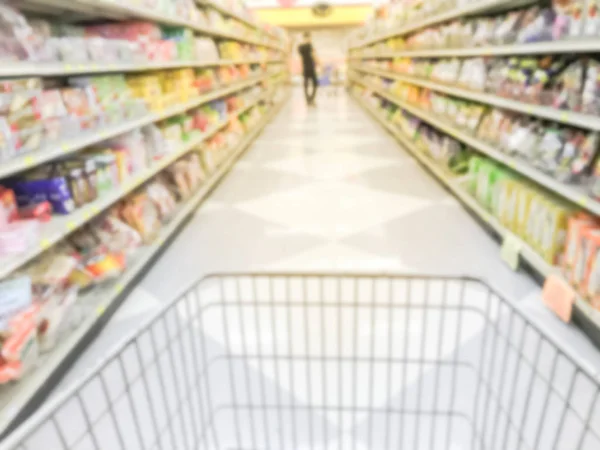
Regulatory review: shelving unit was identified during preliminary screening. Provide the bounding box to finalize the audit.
[350,75,598,214]
[353,66,600,132]
[0,0,290,435]
[349,39,600,59]
[0,58,283,78]
[0,92,289,437]
[19,0,286,50]
[348,0,535,50]
[348,0,600,347]
[0,75,269,180]
[0,78,276,280]
[351,91,600,341]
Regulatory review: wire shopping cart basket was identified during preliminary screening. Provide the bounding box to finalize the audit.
[2,274,600,450]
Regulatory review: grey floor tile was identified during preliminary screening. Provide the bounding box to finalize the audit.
[137,207,327,300]
[346,161,449,200]
[209,165,313,203]
[342,203,538,300]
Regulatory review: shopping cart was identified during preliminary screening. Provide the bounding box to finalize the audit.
[2,274,600,450]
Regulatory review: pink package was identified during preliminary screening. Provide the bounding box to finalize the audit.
[0,220,40,255]
[85,22,161,43]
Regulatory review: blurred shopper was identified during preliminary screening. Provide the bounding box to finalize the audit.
[298,32,318,106]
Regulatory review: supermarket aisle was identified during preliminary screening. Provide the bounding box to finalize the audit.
[51,88,600,449]
[64,88,599,372]
[61,89,599,383]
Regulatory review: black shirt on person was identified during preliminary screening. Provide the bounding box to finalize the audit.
[298,42,315,75]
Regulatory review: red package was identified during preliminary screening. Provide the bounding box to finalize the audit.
[19,201,52,222]
[0,187,18,225]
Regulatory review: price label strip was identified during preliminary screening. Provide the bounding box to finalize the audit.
[500,233,522,271]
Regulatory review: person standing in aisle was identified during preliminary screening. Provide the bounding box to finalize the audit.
[298,32,318,106]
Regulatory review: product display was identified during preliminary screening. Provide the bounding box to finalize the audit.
[0,0,288,434]
[351,2,599,55]
[349,0,600,349]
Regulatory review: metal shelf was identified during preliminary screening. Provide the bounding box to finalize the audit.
[197,0,280,43]
[349,0,534,50]
[353,65,600,132]
[0,80,277,281]
[351,90,600,348]
[19,0,285,50]
[0,91,289,439]
[0,58,283,78]
[0,75,267,181]
[349,39,600,59]
[350,76,600,215]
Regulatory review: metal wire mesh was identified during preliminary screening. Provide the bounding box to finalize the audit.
[2,274,600,450]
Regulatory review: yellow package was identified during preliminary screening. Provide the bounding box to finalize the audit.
[498,179,519,231]
[515,186,533,237]
[540,202,570,265]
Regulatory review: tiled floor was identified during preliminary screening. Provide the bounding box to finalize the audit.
[52,89,600,449]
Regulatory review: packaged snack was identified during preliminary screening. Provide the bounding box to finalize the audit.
[516,7,555,43]
[0,187,18,225]
[19,201,52,222]
[94,215,142,255]
[0,305,39,383]
[554,59,585,111]
[146,181,176,218]
[0,220,40,255]
[535,126,566,171]
[564,215,598,278]
[540,201,570,265]
[37,286,79,352]
[120,193,161,242]
[581,60,600,114]
[0,3,48,62]
[8,176,76,214]
[0,277,32,334]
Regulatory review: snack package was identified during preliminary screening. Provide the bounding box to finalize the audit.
[0,220,40,256]
[580,229,600,303]
[572,221,600,288]
[146,181,176,218]
[584,230,600,308]
[564,215,598,279]
[94,215,142,255]
[120,193,161,242]
[0,305,39,383]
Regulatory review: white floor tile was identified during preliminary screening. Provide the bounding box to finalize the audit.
[235,181,433,238]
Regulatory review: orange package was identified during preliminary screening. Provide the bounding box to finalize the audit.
[564,215,598,282]
[582,229,600,309]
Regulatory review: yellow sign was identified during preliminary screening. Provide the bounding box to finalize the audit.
[254,5,372,27]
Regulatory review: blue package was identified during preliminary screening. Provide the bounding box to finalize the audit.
[7,177,75,214]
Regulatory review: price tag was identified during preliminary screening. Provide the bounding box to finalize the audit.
[577,196,589,208]
[64,64,73,72]
[61,143,70,153]
[96,305,106,316]
[525,105,534,115]
[560,111,569,122]
[500,233,522,271]
[24,155,36,168]
[115,283,124,294]
[542,274,575,322]
[40,238,51,250]
[66,221,76,231]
